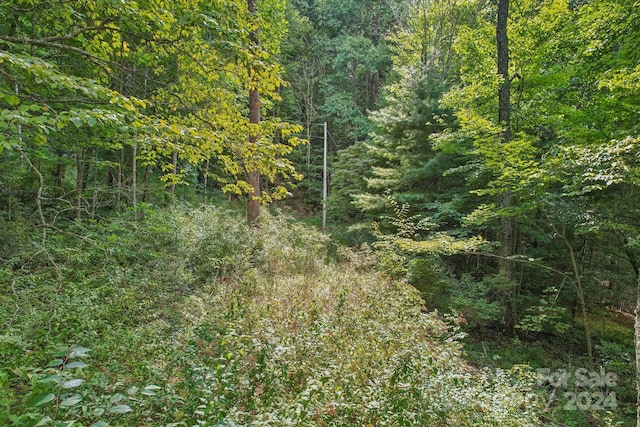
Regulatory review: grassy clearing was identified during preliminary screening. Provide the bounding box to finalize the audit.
[1,207,543,426]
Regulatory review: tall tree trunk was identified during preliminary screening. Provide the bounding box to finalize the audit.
[203,159,209,205]
[567,238,593,366]
[615,237,640,427]
[548,220,593,365]
[142,165,150,203]
[247,104,261,222]
[169,151,177,197]
[302,62,316,175]
[636,273,640,427]
[496,0,518,333]
[54,149,65,196]
[76,148,84,219]
[116,148,124,206]
[246,0,261,224]
[90,148,98,219]
[5,145,12,221]
[496,0,515,277]
[497,1,510,135]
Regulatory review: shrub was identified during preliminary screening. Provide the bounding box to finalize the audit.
[1,205,543,426]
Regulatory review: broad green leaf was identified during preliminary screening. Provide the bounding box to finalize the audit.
[35,416,53,426]
[60,395,82,407]
[46,359,64,368]
[142,384,162,395]
[38,374,60,384]
[62,378,84,388]
[109,393,124,403]
[34,133,47,145]
[70,117,83,128]
[68,346,91,358]
[65,361,87,369]
[109,404,133,414]
[5,94,20,106]
[90,422,109,427]
[32,393,56,406]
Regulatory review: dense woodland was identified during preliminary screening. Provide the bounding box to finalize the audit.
[1,0,639,426]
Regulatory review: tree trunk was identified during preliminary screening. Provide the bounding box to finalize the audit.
[497,0,510,141]
[496,0,519,334]
[170,151,177,196]
[5,150,12,221]
[636,273,640,427]
[76,148,84,219]
[496,0,516,278]
[247,92,261,223]
[568,239,593,366]
[203,158,209,204]
[550,221,594,365]
[620,244,640,427]
[90,148,98,219]
[246,0,261,224]
[116,148,124,206]
[54,149,64,196]
[143,165,150,203]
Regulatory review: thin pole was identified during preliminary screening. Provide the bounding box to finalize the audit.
[322,122,328,232]
[132,142,137,222]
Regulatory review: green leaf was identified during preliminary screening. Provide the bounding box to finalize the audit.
[35,416,53,426]
[60,395,82,407]
[141,384,161,395]
[38,374,60,384]
[47,359,64,368]
[109,404,133,414]
[68,346,91,358]
[34,133,47,145]
[65,361,87,369]
[5,94,20,106]
[90,422,109,427]
[32,393,56,406]
[70,117,83,128]
[62,378,84,388]
[109,393,124,403]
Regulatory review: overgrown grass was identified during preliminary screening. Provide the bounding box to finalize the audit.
[1,206,544,426]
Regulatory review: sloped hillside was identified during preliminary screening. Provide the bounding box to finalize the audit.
[1,207,541,426]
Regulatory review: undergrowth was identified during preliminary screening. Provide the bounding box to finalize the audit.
[1,206,543,426]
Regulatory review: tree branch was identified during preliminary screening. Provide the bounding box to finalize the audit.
[37,20,118,43]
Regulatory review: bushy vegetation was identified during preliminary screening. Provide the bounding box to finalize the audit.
[1,207,543,426]
[2,0,638,425]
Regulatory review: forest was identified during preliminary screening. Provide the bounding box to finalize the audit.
[1,0,639,426]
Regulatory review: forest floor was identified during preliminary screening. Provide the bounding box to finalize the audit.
[0,205,631,426]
